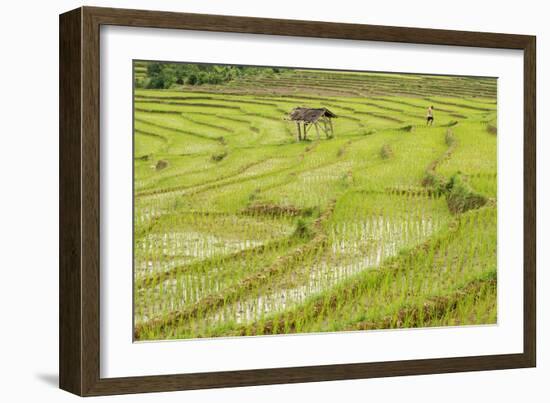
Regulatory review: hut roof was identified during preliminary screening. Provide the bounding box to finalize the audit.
[288,107,337,123]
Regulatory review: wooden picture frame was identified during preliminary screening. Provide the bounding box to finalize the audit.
[59,6,536,396]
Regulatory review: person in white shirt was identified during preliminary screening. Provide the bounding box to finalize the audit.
[426,105,434,126]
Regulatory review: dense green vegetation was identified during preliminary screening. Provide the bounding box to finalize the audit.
[134,60,286,89]
[133,61,497,341]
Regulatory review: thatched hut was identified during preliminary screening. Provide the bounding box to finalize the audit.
[288,107,337,141]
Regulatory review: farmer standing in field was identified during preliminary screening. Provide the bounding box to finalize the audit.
[426,105,434,126]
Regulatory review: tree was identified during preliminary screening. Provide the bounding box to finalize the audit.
[139,62,285,89]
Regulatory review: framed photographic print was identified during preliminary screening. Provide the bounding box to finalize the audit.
[59,6,536,396]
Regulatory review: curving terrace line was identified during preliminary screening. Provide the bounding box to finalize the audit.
[136,154,302,199]
[135,95,281,108]
[178,114,235,133]
[134,115,221,142]
[423,98,494,112]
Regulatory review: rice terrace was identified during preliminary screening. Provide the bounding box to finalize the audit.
[133,61,498,341]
